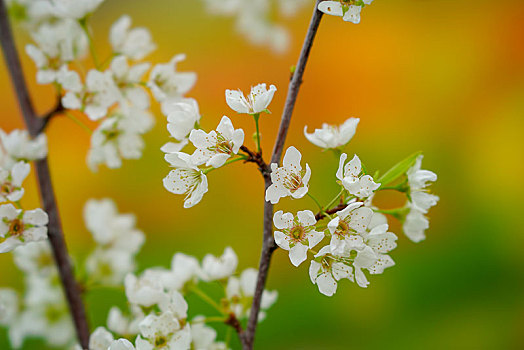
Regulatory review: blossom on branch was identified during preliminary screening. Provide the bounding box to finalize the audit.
[266,146,311,204]
[304,117,359,150]
[225,83,276,115]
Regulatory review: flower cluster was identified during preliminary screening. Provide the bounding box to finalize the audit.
[82,247,276,350]
[1,241,75,348]
[162,83,276,208]
[202,0,310,53]
[83,198,145,286]
[8,0,196,171]
[0,129,49,253]
[264,117,438,296]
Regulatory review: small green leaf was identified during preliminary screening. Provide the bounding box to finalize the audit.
[377,151,421,186]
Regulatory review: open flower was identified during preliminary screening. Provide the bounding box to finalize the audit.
[273,210,324,266]
[309,246,352,297]
[110,15,156,60]
[201,247,238,281]
[163,152,208,208]
[362,223,396,275]
[148,54,197,103]
[225,83,276,114]
[61,69,121,121]
[0,129,47,167]
[304,117,359,149]
[136,310,191,350]
[109,56,151,109]
[0,204,48,253]
[336,153,380,198]
[327,202,373,254]
[189,116,244,168]
[265,146,311,204]
[51,0,105,19]
[164,98,201,142]
[403,155,439,242]
[0,161,30,202]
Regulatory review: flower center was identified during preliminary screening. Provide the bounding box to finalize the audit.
[335,220,349,237]
[283,172,303,192]
[1,182,14,196]
[155,335,168,347]
[289,226,304,241]
[211,134,234,154]
[9,219,24,236]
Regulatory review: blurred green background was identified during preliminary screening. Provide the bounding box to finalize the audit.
[1,0,523,348]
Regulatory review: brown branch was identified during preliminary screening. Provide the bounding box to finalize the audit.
[240,2,324,349]
[240,145,270,177]
[315,203,348,221]
[0,1,90,349]
[37,98,65,134]
[224,313,244,335]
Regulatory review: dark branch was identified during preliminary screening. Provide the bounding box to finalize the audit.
[240,145,270,178]
[224,313,244,335]
[37,98,65,134]
[315,203,348,221]
[0,1,90,348]
[241,2,324,349]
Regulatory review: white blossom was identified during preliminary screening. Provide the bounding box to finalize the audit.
[163,152,208,208]
[87,107,154,171]
[136,309,191,350]
[164,98,201,142]
[0,204,48,253]
[110,15,156,60]
[362,223,396,275]
[109,56,151,109]
[13,241,55,277]
[327,202,373,255]
[266,146,311,204]
[88,327,115,350]
[336,153,380,198]
[273,210,324,266]
[0,288,18,325]
[403,155,439,242]
[124,271,168,308]
[225,83,276,114]
[318,1,373,24]
[107,306,144,336]
[109,339,136,350]
[201,247,238,281]
[190,316,228,350]
[0,161,30,202]
[50,0,105,19]
[309,246,352,296]
[62,69,121,120]
[189,116,244,168]
[25,19,87,83]
[226,268,278,320]
[0,129,47,168]
[148,54,196,103]
[304,117,359,149]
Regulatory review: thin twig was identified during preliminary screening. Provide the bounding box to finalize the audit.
[315,203,348,221]
[0,1,90,348]
[240,145,270,177]
[224,313,244,335]
[37,98,65,134]
[241,2,324,349]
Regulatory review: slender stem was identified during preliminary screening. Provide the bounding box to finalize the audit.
[202,155,247,174]
[0,2,90,348]
[64,111,93,134]
[191,316,227,324]
[324,189,345,211]
[79,17,99,69]
[307,192,322,211]
[253,113,261,153]
[189,285,225,315]
[241,2,324,349]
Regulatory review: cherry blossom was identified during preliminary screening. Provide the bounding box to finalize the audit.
[266,146,311,204]
[163,152,208,208]
[225,83,276,114]
[336,153,380,198]
[304,117,359,149]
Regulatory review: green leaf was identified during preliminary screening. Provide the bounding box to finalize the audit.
[377,151,421,186]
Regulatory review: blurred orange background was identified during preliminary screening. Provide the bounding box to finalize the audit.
[1,0,523,348]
